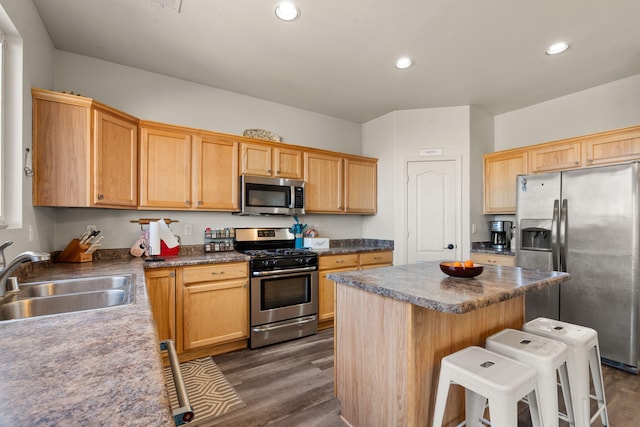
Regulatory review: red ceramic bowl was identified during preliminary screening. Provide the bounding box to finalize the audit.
[439,262,484,278]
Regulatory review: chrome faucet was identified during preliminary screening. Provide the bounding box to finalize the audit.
[0,241,50,297]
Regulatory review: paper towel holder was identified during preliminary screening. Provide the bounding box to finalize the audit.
[131,218,179,230]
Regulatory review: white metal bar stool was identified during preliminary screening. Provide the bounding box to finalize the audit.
[523,317,609,427]
[432,346,543,427]
[486,328,575,427]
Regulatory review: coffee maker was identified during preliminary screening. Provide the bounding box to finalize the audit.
[490,221,512,251]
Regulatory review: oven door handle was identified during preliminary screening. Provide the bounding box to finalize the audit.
[252,266,318,277]
[252,315,317,332]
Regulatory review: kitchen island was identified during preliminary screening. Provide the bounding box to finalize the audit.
[327,262,570,427]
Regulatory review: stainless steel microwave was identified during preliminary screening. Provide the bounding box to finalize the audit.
[236,175,305,216]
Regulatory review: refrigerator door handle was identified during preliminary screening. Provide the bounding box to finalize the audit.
[551,199,560,271]
[559,199,568,272]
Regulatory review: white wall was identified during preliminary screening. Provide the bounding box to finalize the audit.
[363,106,475,265]
[469,107,494,242]
[0,0,55,259]
[49,52,365,251]
[495,74,640,151]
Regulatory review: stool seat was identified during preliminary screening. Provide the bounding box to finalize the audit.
[524,317,609,427]
[432,346,542,427]
[486,328,575,427]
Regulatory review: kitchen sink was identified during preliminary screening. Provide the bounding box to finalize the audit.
[0,274,135,321]
[18,275,132,298]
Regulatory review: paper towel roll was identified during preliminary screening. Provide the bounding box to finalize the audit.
[158,219,179,248]
[149,221,161,255]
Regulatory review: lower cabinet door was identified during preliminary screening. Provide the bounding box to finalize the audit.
[145,268,176,344]
[182,278,248,350]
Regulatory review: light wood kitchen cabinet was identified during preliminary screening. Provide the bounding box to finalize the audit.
[181,263,249,351]
[582,126,640,167]
[194,134,239,210]
[305,151,343,213]
[470,252,515,267]
[484,126,640,214]
[139,123,192,209]
[529,140,582,173]
[240,141,303,179]
[139,122,240,211]
[145,268,177,344]
[32,88,138,208]
[318,251,393,329]
[483,150,528,214]
[305,151,378,214]
[344,157,377,214]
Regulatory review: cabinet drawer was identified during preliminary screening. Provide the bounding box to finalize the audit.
[359,251,393,266]
[183,262,248,284]
[319,254,359,270]
[470,253,515,267]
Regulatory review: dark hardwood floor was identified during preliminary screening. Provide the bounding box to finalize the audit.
[206,328,639,426]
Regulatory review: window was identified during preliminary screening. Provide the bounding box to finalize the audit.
[0,5,23,229]
[0,29,5,225]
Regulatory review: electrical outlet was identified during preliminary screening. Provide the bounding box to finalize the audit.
[472,224,477,234]
[184,224,193,236]
[28,225,34,242]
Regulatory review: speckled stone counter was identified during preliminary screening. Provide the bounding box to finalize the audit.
[327,261,568,314]
[312,238,393,256]
[471,241,515,256]
[0,251,249,426]
[331,262,570,427]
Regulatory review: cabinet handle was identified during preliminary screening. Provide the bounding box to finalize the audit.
[97,194,104,200]
[185,200,190,205]
[276,170,281,174]
[211,271,223,275]
[198,200,203,205]
[587,159,593,164]
[336,260,344,264]
[574,161,579,165]
[267,169,272,174]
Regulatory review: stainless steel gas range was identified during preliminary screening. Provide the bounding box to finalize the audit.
[235,227,318,349]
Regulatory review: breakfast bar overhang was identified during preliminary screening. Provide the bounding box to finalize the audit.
[328,262,571,427]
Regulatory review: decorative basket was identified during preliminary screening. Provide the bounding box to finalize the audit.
[243,129,282,142]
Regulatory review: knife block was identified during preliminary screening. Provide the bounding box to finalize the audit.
[57,239,93,263]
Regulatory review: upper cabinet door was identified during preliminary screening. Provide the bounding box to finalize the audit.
[139,125,192,209]
[483,150,528,214]
[583,127,640,167]
[273,146,303,179]
[344,157,377,214]
[93,108,138,207]
[240,141,272,177]
[304,151,343,213]
[529,141,581,174]
[194,134,239,211]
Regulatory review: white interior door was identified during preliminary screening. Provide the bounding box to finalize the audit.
[407,159,460,263]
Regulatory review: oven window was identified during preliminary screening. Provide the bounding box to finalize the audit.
[246,184,290,208]
[261,275,311,310]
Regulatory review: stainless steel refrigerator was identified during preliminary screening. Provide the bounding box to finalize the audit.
[516,162,640,373]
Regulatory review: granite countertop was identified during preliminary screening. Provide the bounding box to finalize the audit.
[327,261,570,314]
[0,242,392,425]
[0,258,175,426]
[471,241,515,256]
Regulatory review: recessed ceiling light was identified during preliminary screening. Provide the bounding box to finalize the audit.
[275,2,300,21]
[545,42,570,55]
[395,57,414,69]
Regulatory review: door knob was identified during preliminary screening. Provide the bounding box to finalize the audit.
[443,244,456,250]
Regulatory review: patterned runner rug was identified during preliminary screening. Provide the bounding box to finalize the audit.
[163,356,245,425]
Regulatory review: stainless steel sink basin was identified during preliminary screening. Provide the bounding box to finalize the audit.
[0,274,135,321]
[19,275,132,298]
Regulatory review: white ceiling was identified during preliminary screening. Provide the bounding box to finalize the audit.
[32,0,640,123]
